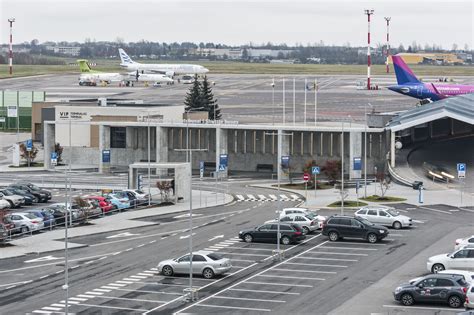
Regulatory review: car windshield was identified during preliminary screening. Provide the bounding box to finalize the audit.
[305,213,316,219]
[207,253,223,261]
[387,209,399,216]
[1,190,13,196]
[357,217,373,226]
[25,213,37,219]
[135,190,145,194]
[28,184,41,191]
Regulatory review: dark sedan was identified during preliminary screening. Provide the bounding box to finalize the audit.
[9,183,51,203]
[6,188,35,205]
[238,223,306,245]
[393,274,468,308]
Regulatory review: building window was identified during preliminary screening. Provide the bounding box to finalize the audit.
[110,127,126,148]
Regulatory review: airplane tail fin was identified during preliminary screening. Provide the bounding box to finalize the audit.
[77,59,92,73]
[392,55,421,85]
[119,48,135,64]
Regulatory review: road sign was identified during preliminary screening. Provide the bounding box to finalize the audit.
[102,150,111,163]
[199,161,204,179]
[7,106,17,118]
[219,164,226,171]
[311,166,320,175]
[457,163,466,178]
[353,157,362,171]
[50,152,58,166]
[281,156,290,169]
[219,154,228,168]
[26,139,33,152]
[303,173,310,182]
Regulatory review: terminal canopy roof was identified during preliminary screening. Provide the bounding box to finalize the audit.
[386,93,474,132]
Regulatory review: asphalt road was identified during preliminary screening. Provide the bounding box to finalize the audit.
[1,180,473,315]
[3,73,471,123]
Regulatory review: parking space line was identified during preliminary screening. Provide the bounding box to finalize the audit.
[285,262,348,268]
[116,280,134,284]
[217,252,269,257]
[41,307,61,311]
[331,241,386,246]
[418,206,452,214]
[320,246,378,251]
[218,246,275,251]
[113,288,183,295]
[129,275,148,279]
[69,297,87,301]
[272,268,337,274]
[213,296,286,303]
[60,300,79,304]
[85,291,103,295]
[107,283,126,287]
[382,304,459,312]
[101,286,117,290]
[93,288,111,292]
[32,310,51,314]
[95,295,167,303]
[228,258,256,262]
[51,304,65,307]
[77,294,94,298]
[75,303,148,312]
[195,304,271,312]
[131,281,201,288]
[257,274,325,281]
[310,251,368,256]
[297,256,358,262]
[244,281,313,288]
[229,288,300,295]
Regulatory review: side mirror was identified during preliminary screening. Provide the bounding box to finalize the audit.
[417,283,424,289]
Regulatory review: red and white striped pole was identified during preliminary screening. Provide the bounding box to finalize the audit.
[385,17,391,74]
[8,18,15,76]
[364,9,374,90]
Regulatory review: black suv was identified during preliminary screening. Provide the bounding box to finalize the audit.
[322,215,389,243]
[393,274,468,308]
[9,183,51,203]
[239,223,306,245]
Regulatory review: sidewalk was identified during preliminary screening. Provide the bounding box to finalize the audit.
[252,181,473,210]
[0,190,233,259]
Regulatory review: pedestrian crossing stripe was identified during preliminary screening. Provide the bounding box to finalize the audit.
[234,194,302,202]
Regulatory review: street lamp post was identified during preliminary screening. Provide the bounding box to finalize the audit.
[364,103,373,198]
[271,78,275,125]
[341,121,345,215]
[147,113,151,206]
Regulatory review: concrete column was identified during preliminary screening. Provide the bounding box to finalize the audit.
[215,127,228,171]
[128,166,137,189]
[349,131,362,179]
[43,123,55,170]
[279,129,291,181]
[156,127,168,176]
[175,163,191,202]
[99,125,110,174]
[390,131,396,168]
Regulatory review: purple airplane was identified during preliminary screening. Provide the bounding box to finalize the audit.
[388,55,474,102]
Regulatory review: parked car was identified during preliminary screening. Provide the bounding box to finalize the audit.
[1,218,15,235]
[47,203,81,222]
[0,189,24,208]
[24,209,56,228]
[239,223,306,245]
[5,188,34,205]
[9,183,51,203]
[157,251,232,279]
[456,235,474,251]
[0,224,8,243]
[114,191,140,206]
[0,198,10,210]
[265,214,318,234]
[393,274,468,308]
[5,212,44,234]
[123,189,150,205]
[410,270,474,285]
[355,205,412,229]
[322,215,389,243]
[465,283,474,310]
[427,246,474,273]
[85,196,114,213]
[42,206,67,225]
[280,208,326,229]
[106,193,131,210]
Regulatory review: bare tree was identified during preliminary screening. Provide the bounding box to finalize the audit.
[375,172,391,198]
[156,181,173,203]
[74,197,91,223]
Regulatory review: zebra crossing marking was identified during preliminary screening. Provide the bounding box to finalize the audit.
[235,194,302,202]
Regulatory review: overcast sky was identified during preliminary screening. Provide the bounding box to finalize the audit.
[1,0,472,49]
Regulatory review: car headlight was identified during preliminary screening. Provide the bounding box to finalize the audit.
[395,287,402,294]
[379,230,385,233]
[239,231,243,234]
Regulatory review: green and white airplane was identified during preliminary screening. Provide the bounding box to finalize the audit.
[77,60,123,86]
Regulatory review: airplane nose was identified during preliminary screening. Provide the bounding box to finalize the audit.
[203,67,209,73]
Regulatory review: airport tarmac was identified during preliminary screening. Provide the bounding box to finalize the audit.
[2,73,472,124]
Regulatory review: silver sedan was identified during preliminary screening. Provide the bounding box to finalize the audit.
[157,251,232,279]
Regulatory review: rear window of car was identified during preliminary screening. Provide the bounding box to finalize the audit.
[339,218,351,226]
[357,210,367,215]
[290,224,303,232]
[457,278,468,286]
[25,213,37,219]
[280,225,293,231]
[328,218,340,225]
[207,253,223,261]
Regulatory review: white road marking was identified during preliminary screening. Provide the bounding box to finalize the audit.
[213,295,286,303]
[85,291,104,295]
[229,288,300,295]
[95,295,167,303]
[412,219,425,223]
[280,194,289,200]
[0,280,32,287]
[41,307,61,311]
[247,194,256,200]
[129,276,147,279]
[272,268,337,274]
[138,272,155,276]
[77,294,95,298]
[116,280,133,284]
[179,233,196,239]
[418,206,452,214]
[69,297,88,301]
[258,194,267,201]
[51,304,65,307]
[382,304,459,312]
[75,303,148,312]
[228,258,256,263]
[269,194,277,201]
[107,283,126,287]
[297,256,358,262]
[32,310,52,314]
[220,246,277,251]
[257,274,325,281]
[290,194,300,201]
[285,262,348,268]
[25,255,62,263]
[217,252,268,257]
[319,246,378,251]
[208,234,225,241]
[60,300,79,304]
[310,251,368,256]
[245,281,313,288]
[105,232,140,239]
[113,288,182,295]
[236,194,245,201]
[93,288,111,292]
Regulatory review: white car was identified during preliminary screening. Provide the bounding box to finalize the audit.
[123,189,150,204]
[6,212,44,233]
[0,190,24,207]
[265,214,319,234]
[355,206,412,229]
[427,247,474,273]
[465,283,474,309]
[157,251,232,279]
[410,269,474,285]
[279,208,326,229]
[455,235,474,251]
[0,198,10,210]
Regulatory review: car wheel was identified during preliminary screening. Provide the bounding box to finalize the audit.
[328,231,339,242]
[20,226,29,234]
[367,233,378,243]
[302,226,310,234]
[281,236,291,245]
[431,263,445,273]
[448,295,462,308]
[7,200,14,208]
[244,234,253,243]
[400,293,414,306]
[161,265,174,277]
[202,268,215,279]
[393,221,402,230]
[34,196,40,203]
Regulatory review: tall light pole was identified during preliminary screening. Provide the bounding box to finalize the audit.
[282,78,286,125]
[292,78,296,125]
[147,113,151,206]
[304,78,307,125]
[314,78,318,126]
[365,9,374,90]
[385,17,391,74]
[8,18,15,76]
[364,103,373,198]
[341,121,345,215]
[271,78,275,125]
